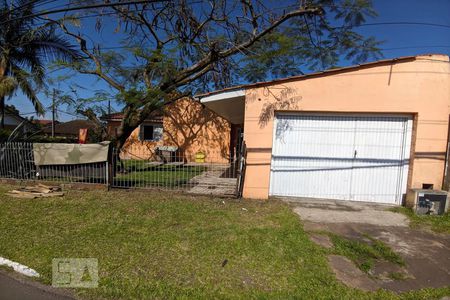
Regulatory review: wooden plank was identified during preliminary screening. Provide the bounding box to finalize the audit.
[6,184,63,199]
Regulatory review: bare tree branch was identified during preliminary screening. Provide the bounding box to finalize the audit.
[163,5,322,91]
[54,19,125,92]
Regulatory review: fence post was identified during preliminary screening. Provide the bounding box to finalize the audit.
[106,145,113,190]
[235,141,247,198]
[105,161,109,189]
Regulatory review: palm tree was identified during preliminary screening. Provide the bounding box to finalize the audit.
[0,0,79,128]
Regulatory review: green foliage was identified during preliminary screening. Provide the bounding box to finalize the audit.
[330,233,404,273]
[5,105,19,115]
[0,0,79,115]
[118,88,147,106]
[239,32,305,82]
[0,187,448,299]
[60,0,383,97]
[239,0,382,81]
[53,0,383,147]
[0,128,12,142]
[26,135,78,143]
[390,207,450,234]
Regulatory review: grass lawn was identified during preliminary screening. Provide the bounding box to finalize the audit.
[115,160,206,187]
[389,207,450,234]
[330,233,405,274]
[0,186,449,299]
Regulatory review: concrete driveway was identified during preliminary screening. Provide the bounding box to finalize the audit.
[289,198,409,227]
[284,197,450,292]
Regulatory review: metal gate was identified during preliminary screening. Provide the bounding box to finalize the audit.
[111,146,240,197]
[269,113,413,204]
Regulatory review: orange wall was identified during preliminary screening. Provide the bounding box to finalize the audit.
[106,120,162,159]
[163,98,230,163]
[109,98,231,163]
[242,54,450,199]
[122,122,162,160]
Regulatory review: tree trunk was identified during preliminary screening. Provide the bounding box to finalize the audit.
[0,95,4,129]
[115,123,137,150]
[0,64,6,129]
[113,121,140,173]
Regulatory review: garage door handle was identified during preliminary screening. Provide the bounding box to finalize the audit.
[354,150,357,158]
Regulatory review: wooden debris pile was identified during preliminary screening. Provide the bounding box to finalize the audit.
[7,184,64,199]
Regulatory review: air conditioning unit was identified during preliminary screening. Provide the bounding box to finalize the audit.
[406,189,449,215]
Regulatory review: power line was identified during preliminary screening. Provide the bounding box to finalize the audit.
[5,0,450,31]
[382,45,450,51]
[357,21,450,30]
[22,1,450,37]
[32,0,202,27]
[2,0,58,17]
[20,0,450,31]
[2,0,54,21]
[56,108,81,117]
[19,111,39,116]
[0,0,169,26]
[69,44,450,52]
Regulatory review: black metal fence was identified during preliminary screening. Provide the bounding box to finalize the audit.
[0,142,35,180]
[0,142,246,197]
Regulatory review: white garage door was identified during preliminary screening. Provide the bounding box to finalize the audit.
[269,114,413,204]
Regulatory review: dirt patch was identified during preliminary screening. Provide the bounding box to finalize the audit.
[327,255,379,291]
[309,234,333,248]
[369,260,413,282]
[303,221,329,232]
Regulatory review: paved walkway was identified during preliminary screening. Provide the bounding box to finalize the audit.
[188,168,237,196]
[286,197,450,292]
[0,271,74,300]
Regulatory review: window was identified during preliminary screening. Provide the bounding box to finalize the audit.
[139,124,163,141]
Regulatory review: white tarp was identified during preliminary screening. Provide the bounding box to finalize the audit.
[33,142,110,166]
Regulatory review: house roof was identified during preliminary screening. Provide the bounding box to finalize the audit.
[4,106,33,124]
[196,54,448,98]
[101,111,163,123]
[42,119,97,135]
[33,119,59,125]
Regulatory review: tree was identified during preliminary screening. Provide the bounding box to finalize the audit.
[55,0,381,150]
[0,0,79,128]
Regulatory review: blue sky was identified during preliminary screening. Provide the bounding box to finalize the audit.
[10,0,450,121]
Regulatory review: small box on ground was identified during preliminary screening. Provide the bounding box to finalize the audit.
[406,189,449,215]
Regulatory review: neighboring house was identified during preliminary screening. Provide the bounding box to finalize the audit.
[41,119,97,139]
[102,98,233,163]
[33,119,60,127]
[198,54,450,204]
[1,106,36,133]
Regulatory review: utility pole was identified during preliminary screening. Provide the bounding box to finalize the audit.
[51,88,56,138]
[108,100,111,115]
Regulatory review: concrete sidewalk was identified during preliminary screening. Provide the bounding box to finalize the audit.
[0,271,75,300]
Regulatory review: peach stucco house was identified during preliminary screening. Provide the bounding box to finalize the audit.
[102,98,236,163]
[198,54,450,204]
